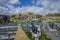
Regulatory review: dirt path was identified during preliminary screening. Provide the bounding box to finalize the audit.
[14,26,30,40]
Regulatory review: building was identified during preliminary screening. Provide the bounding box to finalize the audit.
[0,15,10,23]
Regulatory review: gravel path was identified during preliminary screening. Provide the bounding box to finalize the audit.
[14,26,30,40]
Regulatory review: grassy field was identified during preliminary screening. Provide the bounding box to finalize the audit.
[51,17,60,21]
[24,31,34,40]
[51,17,60,23]
[39,33,52,40]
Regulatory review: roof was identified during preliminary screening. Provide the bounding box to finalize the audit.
[0,15,10,19]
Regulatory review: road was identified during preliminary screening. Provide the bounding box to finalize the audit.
[45,31,60,40]
[14,26,30,40]
[41,20,60,40]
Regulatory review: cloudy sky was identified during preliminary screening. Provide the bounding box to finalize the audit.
[0,0,60,15]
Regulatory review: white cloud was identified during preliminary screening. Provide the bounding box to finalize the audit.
[36,0,60,15]
[0,6,10,15]
[36,0,40,5]
[0,0,20,5]
[0,0,20,15]
[0,0,9,6]
[1,5,41,15]
[32,0,35,5]
[9,6,43,15]
[9,0,20,4]
[0,0,60,16]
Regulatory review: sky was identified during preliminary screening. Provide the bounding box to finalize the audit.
[0,0,60,15]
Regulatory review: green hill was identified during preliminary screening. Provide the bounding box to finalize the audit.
[46,13,60,16]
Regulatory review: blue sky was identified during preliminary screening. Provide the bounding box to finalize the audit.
[13,0,44,8]
[0,0,60,15]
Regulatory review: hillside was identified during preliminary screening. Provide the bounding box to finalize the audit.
[46,13,60,17]
[11,12,42,23]
[11,12,42,19]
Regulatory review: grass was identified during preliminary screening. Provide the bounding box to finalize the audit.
[48,22,51,24]
[51,17,60,21]
[12,19,23,23]
[57,28,60,32]
[24,31,34,40]
[39,33,52,40]
[54,21,60,23]
[24,31,52,40]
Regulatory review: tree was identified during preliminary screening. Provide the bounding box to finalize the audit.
[36,14,42,18]
[28,12,33,15]
[19,14,22,16]
[11,15,16,17]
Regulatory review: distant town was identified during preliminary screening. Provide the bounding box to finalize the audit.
[0,12,60,40]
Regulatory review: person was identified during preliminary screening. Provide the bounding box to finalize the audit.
[31,23,38,34]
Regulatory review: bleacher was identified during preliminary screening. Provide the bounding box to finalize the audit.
[0,24,18,40]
